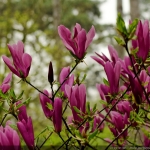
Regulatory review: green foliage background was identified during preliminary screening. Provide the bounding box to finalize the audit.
[0,0,113,147]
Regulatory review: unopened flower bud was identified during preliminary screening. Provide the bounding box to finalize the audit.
[48,61,54,84]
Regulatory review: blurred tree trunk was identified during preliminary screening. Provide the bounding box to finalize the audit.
[130,0,140,20]
[116,0,125,58]
[117,0,123,16]
[53,0,61,30]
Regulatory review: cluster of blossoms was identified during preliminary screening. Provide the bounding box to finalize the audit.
[1,16,150,149]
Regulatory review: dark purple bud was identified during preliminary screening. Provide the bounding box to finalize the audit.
[48,61,54,84]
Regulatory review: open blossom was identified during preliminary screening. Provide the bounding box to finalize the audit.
[65,84,86,122]
[39,91,62,133]
[39,90,53,118]
[2,41,32,78]
[0,72,12,93]
[132,20,150,62]
[58,23,95,59]
[59,67,74,97]
[0,121,21,150]
[91,115,105,132]
[104,61,121,94]
[16,102,34,150]
[91,45,119,67]
[109,111,128,139]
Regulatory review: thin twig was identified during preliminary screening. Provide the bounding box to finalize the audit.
[105,123,132,150]
[0,114,7,126]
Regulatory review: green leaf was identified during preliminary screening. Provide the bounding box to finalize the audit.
[9,89,16,99]
[86,102,90,115]
[73,106,80,113]
[74,130,83,140]
[47,125,54,131]
[81,74,87,83]
[103,78,109,86]
[114,36,125,46]
[77,114,84,119]
[116,13,127,36]
[0,90,7,99]
[17,91,24,100]
[92,103,97,112]
[47,103,53,110]
[99,100,108,106]
[23,97,31,105]
[9,124,18,130]
[16,103,24,109]
[128,19,138,39]
[88,129,98,141]
[130,47,138,56]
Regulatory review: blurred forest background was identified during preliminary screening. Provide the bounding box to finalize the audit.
[0,0,150,147]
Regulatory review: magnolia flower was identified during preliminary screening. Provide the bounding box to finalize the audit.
[58,23,95,59]
[39,90,53,118]
[104,61,121,94]
[59,67,74,97]
[53,98,62,133]
[16,102,34,150]
[109,111,128,139]
[91,115,104,132]
[129,75,143,104]
[0,122,21,150]
[65,84,86,122]
[91,45,119,67]
[132,20,150,62]
[117,101,132,118]
[0,72,12,93]
[2,41,32,78]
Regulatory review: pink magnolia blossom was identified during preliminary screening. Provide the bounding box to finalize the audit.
[59,67,74,97]
[16,102,34,150]
[58,23,95,59]
[39,90,53,118]
[53,98,62,133]
[65,84,86,122]
[129,75,143,104]
[2,41,32,78]
[0,122,21,150]
[117,101,132,118]
[104,61,121,94]
[132,20,150,62]
[0,72,12,93]
[91,45,119,67]
[109,111,128,139]
[91,115,104,132]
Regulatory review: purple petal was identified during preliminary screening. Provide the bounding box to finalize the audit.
[3,73,12,84]
[53,98,62,132]
[104,62,114,93]
[39,90,53,118]
[85,25,95,49]
[77,29,86,59]
[58,25,76,53]
[22,53,32,77]
[0,84,10,93]
[2,56,20,77]
[91,56,105,67]
[108,45,118,63]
